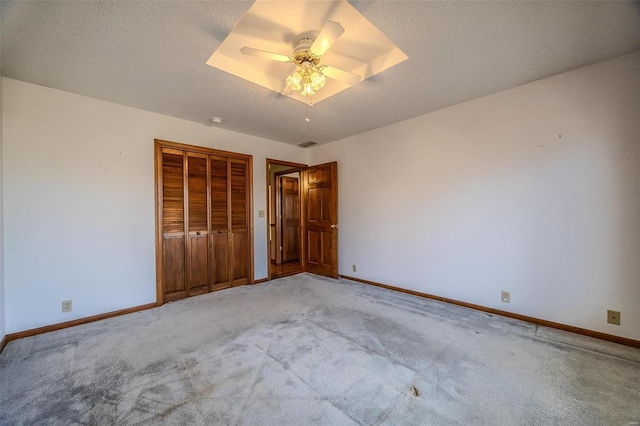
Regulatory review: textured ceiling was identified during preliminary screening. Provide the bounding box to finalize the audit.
[2,1,639,146]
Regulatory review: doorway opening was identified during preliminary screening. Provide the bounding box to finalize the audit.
[267,159,307,280]
[266,158,339,281]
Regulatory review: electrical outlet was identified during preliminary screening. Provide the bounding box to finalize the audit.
[352,264,357,273]
[258,210,265,218]
[62,300,72,313]
[501,291,510,303]
[607,310,620,325]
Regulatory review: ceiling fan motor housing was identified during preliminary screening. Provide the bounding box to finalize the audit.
[293,38,320,66]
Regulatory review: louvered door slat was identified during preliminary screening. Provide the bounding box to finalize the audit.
[230,159,249,284]
[156,140,252,304]
[231,160,248,231]
[210,156,230,288]
[210,157,229,231]
[187,155,209,295]
[188,156,207,232]
[161,151,186,299]
[162,153,185,234]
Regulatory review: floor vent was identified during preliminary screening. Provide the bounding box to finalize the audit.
[298,141,317,148]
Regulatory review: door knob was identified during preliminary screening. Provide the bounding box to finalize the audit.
[331,224,338,229]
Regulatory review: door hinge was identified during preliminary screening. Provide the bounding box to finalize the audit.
[280,246,283,251]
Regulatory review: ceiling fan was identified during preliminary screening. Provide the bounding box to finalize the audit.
[240,21,361,121]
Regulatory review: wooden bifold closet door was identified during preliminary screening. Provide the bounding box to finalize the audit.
[155,140,253,304]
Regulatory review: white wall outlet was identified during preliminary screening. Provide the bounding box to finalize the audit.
[352,264,357,273]
[62,300,72,312]
[607,310,621,325]
[258,210,265,218]
[501,291,510,303]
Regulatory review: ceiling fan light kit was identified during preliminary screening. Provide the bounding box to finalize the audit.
[206,0,408,122]
[285,39,327,96]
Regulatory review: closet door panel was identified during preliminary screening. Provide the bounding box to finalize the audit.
[156,140,252,304]
[211,234,230,289]
[210,156,231,288]
[187,155,208,230]
[163,237,185,297]
[232,232,248,284]
[230,160,248,230]
[230,159,249,285]
[161,150,186,300]
[188,237,209,295]
[186,154,209,294]
[210,156,229,231]
[162,152,185,234]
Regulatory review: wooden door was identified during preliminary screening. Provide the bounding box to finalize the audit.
[230,159,250,286]
[186,153,210,296]
[281,176,300,262]
[156,139,253,305]
[209,155,231,290]
[160,148,187,301]
[301,162,338,278]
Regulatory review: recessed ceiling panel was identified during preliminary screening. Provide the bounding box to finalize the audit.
[206,0,408,105]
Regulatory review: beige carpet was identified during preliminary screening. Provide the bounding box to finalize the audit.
[1,273,639,425]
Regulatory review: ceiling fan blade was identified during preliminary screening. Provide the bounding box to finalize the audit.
[240,47,291,63]
[310,21,345,56]
[322,66,361,86]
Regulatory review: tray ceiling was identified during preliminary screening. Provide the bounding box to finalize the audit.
[206,0,407,106]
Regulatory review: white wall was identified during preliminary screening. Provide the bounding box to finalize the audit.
[2,77,306,333]
[0,75,5,342]
[309,52,640,340]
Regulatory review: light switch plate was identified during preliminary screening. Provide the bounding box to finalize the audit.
[258,210,265,218]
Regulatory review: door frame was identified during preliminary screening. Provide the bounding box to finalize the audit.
[155,139,254,306]
[266,158,308,280]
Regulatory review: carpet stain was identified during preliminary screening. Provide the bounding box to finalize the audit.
[412,385,419,397]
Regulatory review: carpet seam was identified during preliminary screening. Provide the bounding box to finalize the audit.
[302,318,420,380]
[232,346,269,426]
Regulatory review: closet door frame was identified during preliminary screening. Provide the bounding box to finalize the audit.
[155,139,254,306]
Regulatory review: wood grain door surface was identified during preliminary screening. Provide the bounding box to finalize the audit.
[301,162,338,278]
[209,155,230,291]
[186,152,210,297]
[157,141,252,304]
[160,149,187,300]
[281,176,300,262]
[230,159,250,287]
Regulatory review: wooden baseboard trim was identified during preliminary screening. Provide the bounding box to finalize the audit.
[1,302,157,352]
[341,275,640,349]
[254,278,269,284]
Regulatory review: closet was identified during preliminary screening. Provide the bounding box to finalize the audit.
[155,140,253,304]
